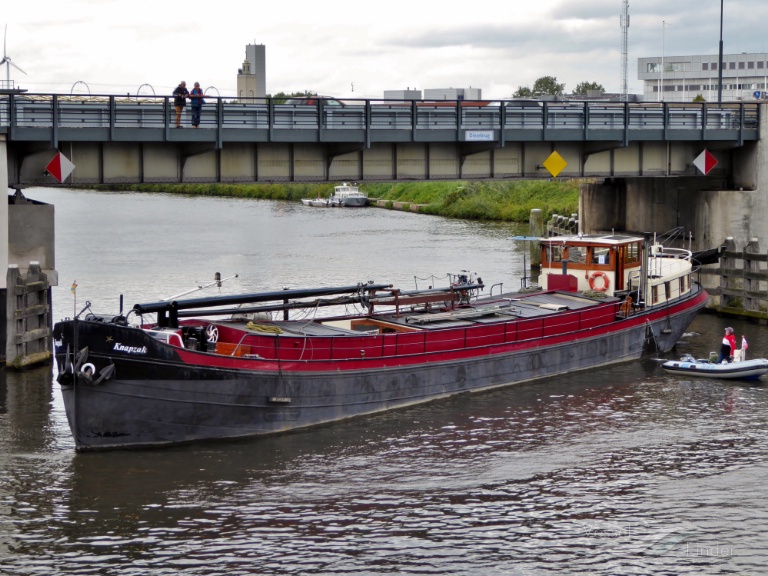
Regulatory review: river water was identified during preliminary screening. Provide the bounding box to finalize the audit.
[1,188,767,575]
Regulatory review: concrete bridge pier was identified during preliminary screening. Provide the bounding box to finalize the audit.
[0,135,58,367]
[1,136,8,283]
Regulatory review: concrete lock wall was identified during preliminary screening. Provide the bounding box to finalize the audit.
[0,136,8,289]
[1,193,57,367]
[9,197,56,273]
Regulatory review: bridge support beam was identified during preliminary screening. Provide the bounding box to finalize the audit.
[1,135,8,288]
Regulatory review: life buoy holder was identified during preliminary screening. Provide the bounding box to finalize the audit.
[589,271,610,292]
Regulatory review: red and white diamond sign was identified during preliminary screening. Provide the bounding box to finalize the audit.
[693,149,718,175]
[45,151,76,183]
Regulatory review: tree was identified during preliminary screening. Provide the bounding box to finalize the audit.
[572,81,605,95]
[693,93,706,102]
[512,76,565,98]
[512,86,534,98]
[532,76,565,96]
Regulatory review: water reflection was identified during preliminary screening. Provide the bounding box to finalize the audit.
[3,349,767,574]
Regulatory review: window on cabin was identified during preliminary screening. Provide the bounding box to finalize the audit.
[624,242,641,264]
[568,247,586,264]
[544,245,564,265]
[591,247,610,265]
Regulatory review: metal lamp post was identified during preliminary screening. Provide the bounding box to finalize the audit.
[718,0,724,103]
[661,21,665,102]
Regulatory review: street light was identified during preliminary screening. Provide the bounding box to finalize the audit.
[661,21,665,102]
[718,0,724,103]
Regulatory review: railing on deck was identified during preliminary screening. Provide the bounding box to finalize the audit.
[0,94,760,143]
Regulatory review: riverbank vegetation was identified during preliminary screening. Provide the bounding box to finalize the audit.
[93,179,580,223]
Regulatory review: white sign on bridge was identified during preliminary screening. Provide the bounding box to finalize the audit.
[465,131,495,142]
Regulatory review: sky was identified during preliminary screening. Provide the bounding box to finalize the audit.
[3,0,768,100]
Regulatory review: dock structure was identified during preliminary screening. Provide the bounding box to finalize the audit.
[704,237,768,320]
[5,262,52,368]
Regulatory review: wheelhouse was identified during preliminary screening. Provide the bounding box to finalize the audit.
[539,233,694,308]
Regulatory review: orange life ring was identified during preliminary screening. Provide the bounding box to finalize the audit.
[589,271,610,292]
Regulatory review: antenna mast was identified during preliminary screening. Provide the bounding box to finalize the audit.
[620,0,630,101]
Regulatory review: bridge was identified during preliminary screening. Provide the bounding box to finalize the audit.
[0,93,760,185]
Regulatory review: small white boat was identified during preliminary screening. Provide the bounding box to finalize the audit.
[329,183,368,207]
[301,197,330,207]
[662,354,768,380]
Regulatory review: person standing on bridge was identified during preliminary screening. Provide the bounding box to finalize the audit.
[189,82,205,128]
[172,81,189,128]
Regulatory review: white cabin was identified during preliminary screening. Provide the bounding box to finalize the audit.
[539,234,694,308]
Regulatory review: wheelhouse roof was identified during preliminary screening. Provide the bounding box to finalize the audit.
[539,234,644,247]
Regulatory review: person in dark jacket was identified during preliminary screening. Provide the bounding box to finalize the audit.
[189,82,205,128]
[172,81,189,128]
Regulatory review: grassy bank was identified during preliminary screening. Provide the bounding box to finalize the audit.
[92,180,580,223]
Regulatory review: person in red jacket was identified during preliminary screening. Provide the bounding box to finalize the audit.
[716,327,737,363]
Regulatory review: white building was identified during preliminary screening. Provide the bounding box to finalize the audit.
[383,87,482,101]
[638,52,768,102]
[383,88,422,100]
[423,87,482,100]
[238,43,266,99]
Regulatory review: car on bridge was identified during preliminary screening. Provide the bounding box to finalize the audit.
[283,97,346,107]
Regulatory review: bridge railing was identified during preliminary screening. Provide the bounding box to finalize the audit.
[0,94,760,142]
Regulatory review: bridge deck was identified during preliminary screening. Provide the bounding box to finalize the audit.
[0,95,759,148]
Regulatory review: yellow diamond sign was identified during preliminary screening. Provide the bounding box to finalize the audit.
[542,151,567,177]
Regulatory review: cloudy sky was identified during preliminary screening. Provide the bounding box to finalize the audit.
[3,0,767,99]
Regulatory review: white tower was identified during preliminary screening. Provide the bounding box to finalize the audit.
[620,0,630,101]
[244,43,266,98]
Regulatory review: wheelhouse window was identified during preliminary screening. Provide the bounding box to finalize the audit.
[543,244,565,265]
[591,247,610,265]
[567,246,586,264]
[624,242,641,264]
